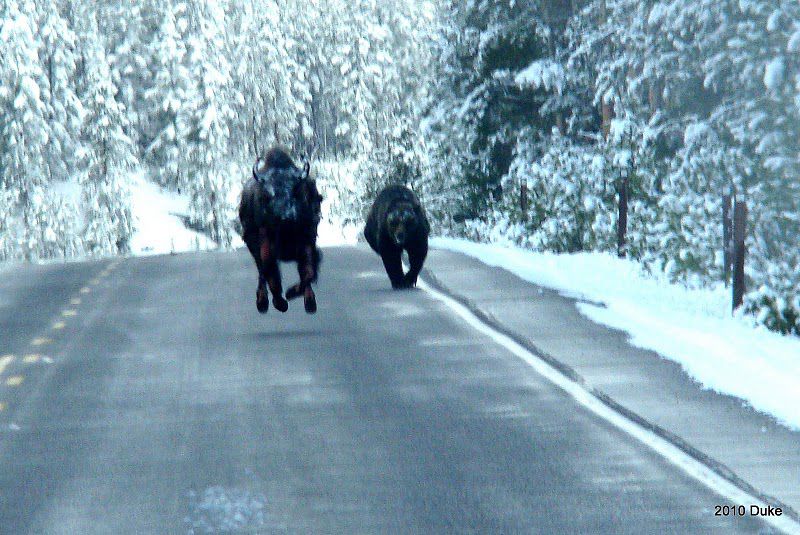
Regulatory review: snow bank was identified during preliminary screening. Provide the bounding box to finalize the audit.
[432,237,800,430]
[128,170,217,256]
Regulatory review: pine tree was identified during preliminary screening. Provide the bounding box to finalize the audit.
[75,9,137,256]
[181,0,236,247]
[0,0,52,260]
[144,1,192,188]
[36,0,85,184]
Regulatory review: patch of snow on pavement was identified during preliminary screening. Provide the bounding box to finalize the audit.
[432,237,800,431]
[129,171,217,256]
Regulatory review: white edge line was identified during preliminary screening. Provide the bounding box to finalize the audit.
[417,277,800,535]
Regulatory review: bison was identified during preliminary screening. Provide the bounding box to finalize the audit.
[239,147,323,314]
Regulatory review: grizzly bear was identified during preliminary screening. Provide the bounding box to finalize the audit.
[364,185,430,289]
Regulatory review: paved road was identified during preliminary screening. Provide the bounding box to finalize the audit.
[0,247,777,533]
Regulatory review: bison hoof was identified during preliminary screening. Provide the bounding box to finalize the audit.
[303,287,317,314]
[273,296,289,313]
[285,284,302,300]
[256,290,269,313]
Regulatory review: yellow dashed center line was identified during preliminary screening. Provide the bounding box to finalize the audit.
[6,376,24,387]
[79,287,91,294]
[52,321,66,330]
[22,354,41,364]
[31,337,53,347]
[0,355,15,376]
[70,297,81,305]
[62,310,77,317]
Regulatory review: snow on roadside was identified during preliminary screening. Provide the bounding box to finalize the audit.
[317,209,360,247]
[432,237,800,430]
[128,170,217,256]
[315,160,360,247]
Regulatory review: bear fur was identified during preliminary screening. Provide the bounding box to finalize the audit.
[364,185,430,289]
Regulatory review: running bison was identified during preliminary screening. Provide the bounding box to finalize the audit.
[364,185,430,289]
[239,147,323,314]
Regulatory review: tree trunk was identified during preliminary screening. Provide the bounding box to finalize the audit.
[732,201,747,311]
[602,99,614,140]
[555,112,566,136]
[617,177,628,257]
[722,194,732,286]
[520,183,529,221]
[648,78,663,114]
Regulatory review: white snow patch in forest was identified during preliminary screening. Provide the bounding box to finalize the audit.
[315,178,360,247]
[788,30,800,53]
[515,59,564,93]
[764,57,785,91]
[317,215,360,247]
[432,237,800,431]
[128,171,217,256]
[314,161,360,247]
[50,179,82,207]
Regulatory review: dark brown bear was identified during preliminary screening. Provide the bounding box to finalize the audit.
[364,185,430,289]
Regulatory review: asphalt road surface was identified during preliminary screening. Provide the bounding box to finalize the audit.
[0,247,777,534]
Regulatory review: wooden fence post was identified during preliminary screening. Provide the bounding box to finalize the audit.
[722,194,732,286]
[617,176,629,258]
[732,201,747,312]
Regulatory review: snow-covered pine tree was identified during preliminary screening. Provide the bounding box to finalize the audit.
[143,1,192,188]
[75,9,137,256]
[181,0,236,247]
[227,0,310,162]
[421,0,560,224]
[94,0,162,152]
[36,0,85,185]
[0,0,54,260]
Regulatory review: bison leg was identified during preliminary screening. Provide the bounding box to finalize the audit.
[286,282,316,313]
[285,283,303,301]
[288,245,319,314]
[303,285,317,314]
[258,230,289,313]
[244,233,269,313]
[256,274,269,313]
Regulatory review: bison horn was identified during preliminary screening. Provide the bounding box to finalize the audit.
[253,158,266,182]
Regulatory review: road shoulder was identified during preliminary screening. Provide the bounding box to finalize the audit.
[422,247,800,522]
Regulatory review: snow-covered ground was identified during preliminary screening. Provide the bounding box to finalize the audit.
[432,237,800,431]
[315,161,361,247]
[128,171,219,256]
[317,211,360,247]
